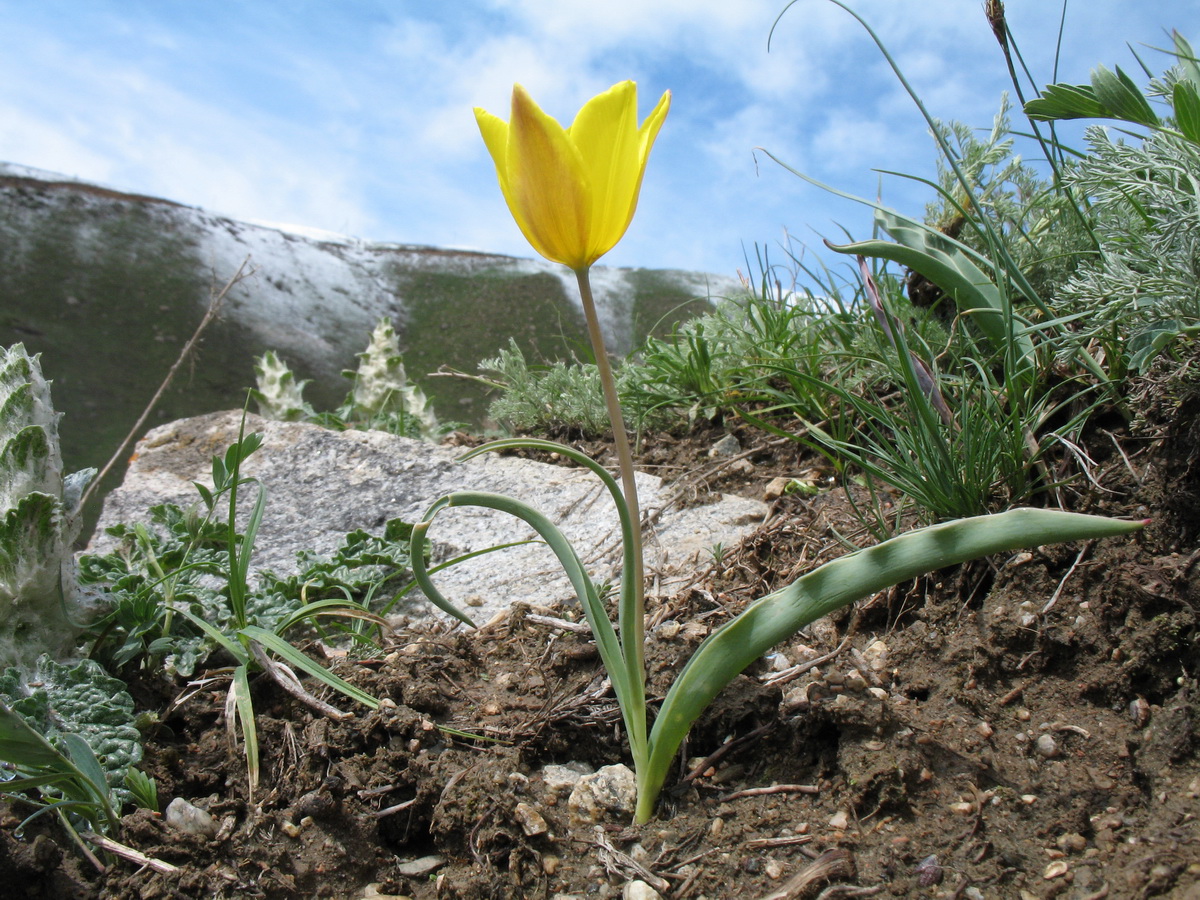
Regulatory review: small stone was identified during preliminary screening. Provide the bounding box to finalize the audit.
[542,854,561,875]
[828,809,850,830]
[709,434,741,458]
[568,764,636,825]
[867,687,889,702]
[655,620,681,639]
[1021,794,1038,805]
[280,820,302,838]
[976,721,995,739]
[395,855,445,878]
[949,801,975,816]
[165,797,218,838]
[915,855,943,887]
[1057,832,1087,853]
[765,859,784,879]
[1043,860,1069,879]
[863,640,889,670]
[358,885,413,900]
[1036,734,1060,759]
[542,762,594,796]
[514,802,549,837]
[863,740,886,751]
[763,477,792,501]
[622,882,663,900]
[358,883,413,900]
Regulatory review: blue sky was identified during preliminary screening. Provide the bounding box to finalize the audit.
[0,1,1191,282]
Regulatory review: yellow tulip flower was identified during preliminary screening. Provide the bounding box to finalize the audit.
[475,81,670,271]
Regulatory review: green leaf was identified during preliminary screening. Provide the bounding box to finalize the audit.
[1091,65,1159,127]
[827,211,1037,382]
[1173,82,1200,144]
[635,509,1145,822]
[241,626,380,710]
[230,664,258,797]
[1024,82,1108,121]
[1173,32,1200,88]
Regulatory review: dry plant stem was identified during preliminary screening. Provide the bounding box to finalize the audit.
[573,267,646,693]
[247,642,352,721]
[80,256,255,512]
[79,831,179,874]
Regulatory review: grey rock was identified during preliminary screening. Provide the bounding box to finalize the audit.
[567,763,636,825]
[394,855,444,878]
[541,762,595,797]
[90,411,768,626]
[164,797,218,838]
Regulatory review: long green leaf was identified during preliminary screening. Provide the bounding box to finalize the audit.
[411,489,647,765]
[241,626,380,710]
[635,509,1145,822]
[230,664,258,797]
[459,437,646,740]
[1173,82,1200,144]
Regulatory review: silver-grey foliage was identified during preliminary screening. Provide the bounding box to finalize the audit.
[0,344,94,668]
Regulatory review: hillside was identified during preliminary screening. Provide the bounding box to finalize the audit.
[0,163,731,478]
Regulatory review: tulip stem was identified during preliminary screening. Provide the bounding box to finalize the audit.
[574,266,647,744]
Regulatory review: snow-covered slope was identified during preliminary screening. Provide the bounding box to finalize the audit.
[0,163,735,478]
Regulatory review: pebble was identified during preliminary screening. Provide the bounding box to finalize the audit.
[863,639,889,670]
[395,856,445,878]
[1043,860,1069,879]
[542,762,594,796]
[828,809,850,830]
[1057,832,1087,853]
[763,476,792,501]
[1035,734,1060,758]
[623,882,663,900]
[514,802,549,836]
[568,764,636,825]
[164,797,218,838]
[709,434,741,458]
[358,884,413,900]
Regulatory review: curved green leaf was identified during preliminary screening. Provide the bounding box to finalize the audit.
[411,489,647,764]
[827,212,1037,380]
[635,509,1145,822]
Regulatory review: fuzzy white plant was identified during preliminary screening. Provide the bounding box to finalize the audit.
[0,344,94,668]
[250,350,314,422]
[347,319,438,437]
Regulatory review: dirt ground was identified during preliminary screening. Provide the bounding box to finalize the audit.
[4,357,1200,899]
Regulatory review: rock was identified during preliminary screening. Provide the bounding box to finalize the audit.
[358,885,413,900]
[514,802,549,836]
[1035,733,1060,759]
[568,764,636,825]
[622,881,663,900]
[763,476,792,501]
[542,762,594,797]
[164,797,218,838]
[89,412,768,626]
[394,855,444,878]
[708,433,741,457]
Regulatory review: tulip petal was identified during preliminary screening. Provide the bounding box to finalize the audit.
[619,89,671,240]
[504,85,592,269]
[570,81,641,264]
[474,107,511,192]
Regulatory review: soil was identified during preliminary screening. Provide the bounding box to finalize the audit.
[5,358,1200,899]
